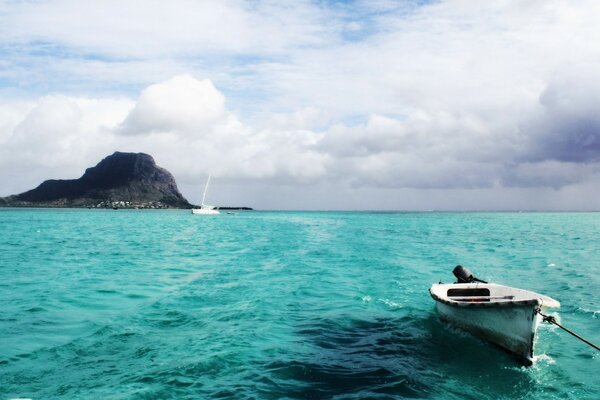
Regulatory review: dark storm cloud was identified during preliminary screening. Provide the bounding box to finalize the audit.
[522,81,600,164]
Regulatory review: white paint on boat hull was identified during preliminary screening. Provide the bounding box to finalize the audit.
[191,208,220,215]
[435,301,541,364]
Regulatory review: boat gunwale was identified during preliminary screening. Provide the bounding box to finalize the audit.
[429,288,542,308]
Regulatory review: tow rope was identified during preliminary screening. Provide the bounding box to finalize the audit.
[537,310,600,352]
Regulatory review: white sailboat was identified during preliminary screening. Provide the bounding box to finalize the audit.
[191,175,220,215]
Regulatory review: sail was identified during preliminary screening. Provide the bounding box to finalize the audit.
[202,175,212,207]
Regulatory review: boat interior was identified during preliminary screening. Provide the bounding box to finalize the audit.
[430,283,560,307]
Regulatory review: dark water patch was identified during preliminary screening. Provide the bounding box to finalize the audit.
[258,315,437,399]
[251,313,546,400]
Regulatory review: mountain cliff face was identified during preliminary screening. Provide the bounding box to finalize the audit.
[2,152,191,208]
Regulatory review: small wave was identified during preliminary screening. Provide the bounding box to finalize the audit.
[25,306,45,313]
[361,296,372,303]
[95,289,119,294]
[547,263,556,267]
[215,281,241,289]
[575,307,600,318]
[144,310,193,328]
[378,298,402,309]
[182,270,213,284]
[126,293,149,299]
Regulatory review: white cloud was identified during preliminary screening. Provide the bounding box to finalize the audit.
[2,70,600,209]
[0,0,331,57]
[2,1,600,209]
[0,95,132,194]
[119,75,226,135]
[0,75,333,199]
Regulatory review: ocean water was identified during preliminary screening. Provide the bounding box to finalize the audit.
[0,209,598,400]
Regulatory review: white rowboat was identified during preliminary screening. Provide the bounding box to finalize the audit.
[430,267,560,365]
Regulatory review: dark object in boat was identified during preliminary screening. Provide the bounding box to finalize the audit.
[447,287,490,297]
[452,265,488,284]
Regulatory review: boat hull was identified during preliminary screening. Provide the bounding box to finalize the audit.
[191,208,220,215]
[434,300,541,365]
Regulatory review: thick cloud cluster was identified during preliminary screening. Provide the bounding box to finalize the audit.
[1,72,599,210]
[523,78,600,164]
[2,1,600,209]
[119,76,226,135]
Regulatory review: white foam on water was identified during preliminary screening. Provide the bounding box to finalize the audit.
[378,298,402,308]
[361,295,372,303]
[531,353,556,366]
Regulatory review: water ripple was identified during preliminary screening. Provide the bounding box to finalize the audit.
[0,210,598,399]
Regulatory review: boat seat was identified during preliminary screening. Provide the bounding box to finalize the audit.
[447,288,490,297]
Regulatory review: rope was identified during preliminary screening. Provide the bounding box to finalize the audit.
[537,310,600,352]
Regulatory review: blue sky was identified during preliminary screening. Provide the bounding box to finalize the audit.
[0,1,436,104]
[1,0,600,210]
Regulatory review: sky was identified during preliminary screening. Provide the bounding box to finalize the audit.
[1,0,600,210]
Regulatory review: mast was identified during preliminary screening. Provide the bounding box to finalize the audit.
[201,175,211,207]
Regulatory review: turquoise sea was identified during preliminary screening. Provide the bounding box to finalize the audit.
[1,209,598,399]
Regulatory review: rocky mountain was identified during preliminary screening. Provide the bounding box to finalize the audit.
[1,152,192,208]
